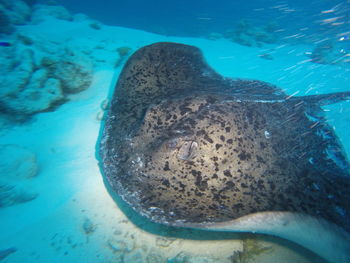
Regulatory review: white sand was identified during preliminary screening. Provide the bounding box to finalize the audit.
[0,15,349,263]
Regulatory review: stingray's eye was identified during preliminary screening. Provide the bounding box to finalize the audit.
[177,140,198,160]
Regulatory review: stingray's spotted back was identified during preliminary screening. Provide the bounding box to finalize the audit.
[99,42,350,233]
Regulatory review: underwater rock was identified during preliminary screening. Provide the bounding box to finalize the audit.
[0,0,31,31]
[0,8,15,34]
[52,53,93,93]
[82,218,96,235]
[308,41,335,64]
[308,40,350,65]
[89,21,101,30]
[115,46,132,67]
[4,69,64,115]
[0,144,39,207]
[0,184,38,207]
[16,33,34,45]
[0,49,65,115]
[224,20,278,47]
[0,38,93,116]
[117,46,132,57]
[0,144,38,180]
[31,4,72,24]
[39,48,93,93]
[0,48,34,99]
[5,0,31,25]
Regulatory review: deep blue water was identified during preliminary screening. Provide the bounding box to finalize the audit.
[57,0,350,42]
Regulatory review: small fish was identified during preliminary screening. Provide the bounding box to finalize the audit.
[0,42,11,47]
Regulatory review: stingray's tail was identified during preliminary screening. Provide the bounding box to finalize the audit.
[291,91,350,106]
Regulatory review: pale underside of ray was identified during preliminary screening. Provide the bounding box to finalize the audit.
[181,211,350,263]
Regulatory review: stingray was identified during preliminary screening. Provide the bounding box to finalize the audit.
[99,42,350,262]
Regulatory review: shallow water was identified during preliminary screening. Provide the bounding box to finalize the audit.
[0,1,349,262]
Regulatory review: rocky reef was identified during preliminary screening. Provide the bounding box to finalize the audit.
[223,20,280,47]
[0,144,39,207]
[307,39,350,66]
[0,0,31,34]
[0,44,93,117]
[31,3,73,24]
[0,1,94,121]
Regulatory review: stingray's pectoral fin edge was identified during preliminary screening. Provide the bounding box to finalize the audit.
[295,91,350,106]
[184,211,350,263]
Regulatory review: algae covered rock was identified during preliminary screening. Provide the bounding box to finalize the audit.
[308,40,350,66]
[41,48,93,93]
[0,40,93,116]
[0,48,65,115]
[31,4,73,24]
[4,0,31,25]
[0,0,31,31]
[0,144,38,180]
[3,69,64,114]
[0,184,38,207]
[224,20,279,47]
[0,48,35,98]
[0,48,35,102]
[51,54,93,93]
[115,46,132,67]
[0,144,39,207]
[0,8,15,34]
[0,2,94,118]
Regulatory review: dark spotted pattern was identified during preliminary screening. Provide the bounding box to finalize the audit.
[99,42,350,232]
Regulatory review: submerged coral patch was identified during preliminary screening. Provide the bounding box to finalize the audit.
[0,144,39,207]
[224,20,279,47]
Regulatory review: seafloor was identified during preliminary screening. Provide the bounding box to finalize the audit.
[0,2,349,263]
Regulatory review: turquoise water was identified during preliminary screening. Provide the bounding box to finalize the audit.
[57,0,349,41]
[0,1,349,263]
